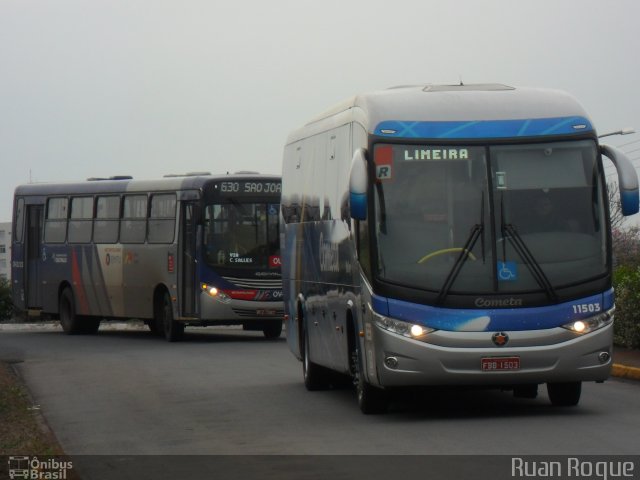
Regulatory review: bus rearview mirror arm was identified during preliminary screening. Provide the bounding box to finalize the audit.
[600,144,640,216]
[349,149,369,220]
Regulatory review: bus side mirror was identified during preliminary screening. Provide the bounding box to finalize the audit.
[601,144,640,216]
[349,149,368,220]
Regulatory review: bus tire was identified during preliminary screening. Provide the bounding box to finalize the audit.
[547,381,581,406]
[145,320,162,336]
[302,326,330,390]
[80,317,101,334]
[263,321,283,339]
[351,340,389,414]
[59,287,82,335]
[157,291,184,342]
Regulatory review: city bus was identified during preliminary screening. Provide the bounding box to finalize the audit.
[11,172,283,341]
[280,84,639,413]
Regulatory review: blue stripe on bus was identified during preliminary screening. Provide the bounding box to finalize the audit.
[371,289,613,332]
[374,117,593,139]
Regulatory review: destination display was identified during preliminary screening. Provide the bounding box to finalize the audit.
[214,180,281,196]
[402,147,470,161]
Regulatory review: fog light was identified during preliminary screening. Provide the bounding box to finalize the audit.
[384,356,399,369]
[598,351,610,364]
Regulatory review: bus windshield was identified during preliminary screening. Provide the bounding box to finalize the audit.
[204,201,280,271]
[374,140,607,297]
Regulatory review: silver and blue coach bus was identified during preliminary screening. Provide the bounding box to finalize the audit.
[11,172,283,341]
[280,84,639,413]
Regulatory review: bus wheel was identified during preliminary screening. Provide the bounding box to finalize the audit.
[157,292,184,342]
[59,287,81,335]
[80,317,101,334]
[263,321,283,339]
[547,381,581,406]
[351,344,389,414]
[145,320,161,336]
[302,326,329,390]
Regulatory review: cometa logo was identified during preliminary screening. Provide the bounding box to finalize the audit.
[475,297,523,307]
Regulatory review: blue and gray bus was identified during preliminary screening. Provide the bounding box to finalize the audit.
[280,84,638,413]
[11,172,283,341]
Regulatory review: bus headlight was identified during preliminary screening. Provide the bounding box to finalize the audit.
[373,312,436,340]
[562,308,614,334]
[201,283,232,304]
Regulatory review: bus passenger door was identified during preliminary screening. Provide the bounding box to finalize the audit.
[25,205,43,309]
[181,202,198,316]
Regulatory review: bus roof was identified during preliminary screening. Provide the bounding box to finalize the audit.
[286,84,593,144]
[13,172,280,197]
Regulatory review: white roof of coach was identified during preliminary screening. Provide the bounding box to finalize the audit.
[286,84,591,144]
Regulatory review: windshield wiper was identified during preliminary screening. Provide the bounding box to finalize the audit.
[436,191,485,304]
[436,223,483,304]
[502,224,557,302]
[500,195,558,302]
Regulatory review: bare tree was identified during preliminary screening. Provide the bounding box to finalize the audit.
[608,181,640,267]
[607,181,624,231]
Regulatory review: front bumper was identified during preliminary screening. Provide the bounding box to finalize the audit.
[368,322,613,387]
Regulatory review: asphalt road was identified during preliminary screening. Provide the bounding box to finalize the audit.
[1,323,639,479]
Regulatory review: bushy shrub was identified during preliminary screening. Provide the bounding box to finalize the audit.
[612,226,640,269]
[612,265,640,349]
[0,278,13,322]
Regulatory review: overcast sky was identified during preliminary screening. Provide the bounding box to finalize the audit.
[1,0,639,222]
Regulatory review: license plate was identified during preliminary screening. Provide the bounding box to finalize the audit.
[481,356,520,371]
[256,309,277,316]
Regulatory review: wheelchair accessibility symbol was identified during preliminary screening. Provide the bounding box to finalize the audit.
[497,261,518,282]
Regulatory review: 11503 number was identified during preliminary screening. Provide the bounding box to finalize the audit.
[572,303,601,314]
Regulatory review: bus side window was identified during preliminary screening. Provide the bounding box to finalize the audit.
[44,197,68,244]
[94,196,120,243]
[68,196,93,244]
[13,198,25,244]
[121,195,148,243]
[148,194,176,244]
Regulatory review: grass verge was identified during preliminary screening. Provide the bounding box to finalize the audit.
[0,361,65,455]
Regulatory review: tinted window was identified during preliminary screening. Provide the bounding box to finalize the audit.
[94,196,120,243]
[44,197,68,243]
[121,195,147,244]
[13,198,25,243]
[68,196,93,244]
[148,194,176,243]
